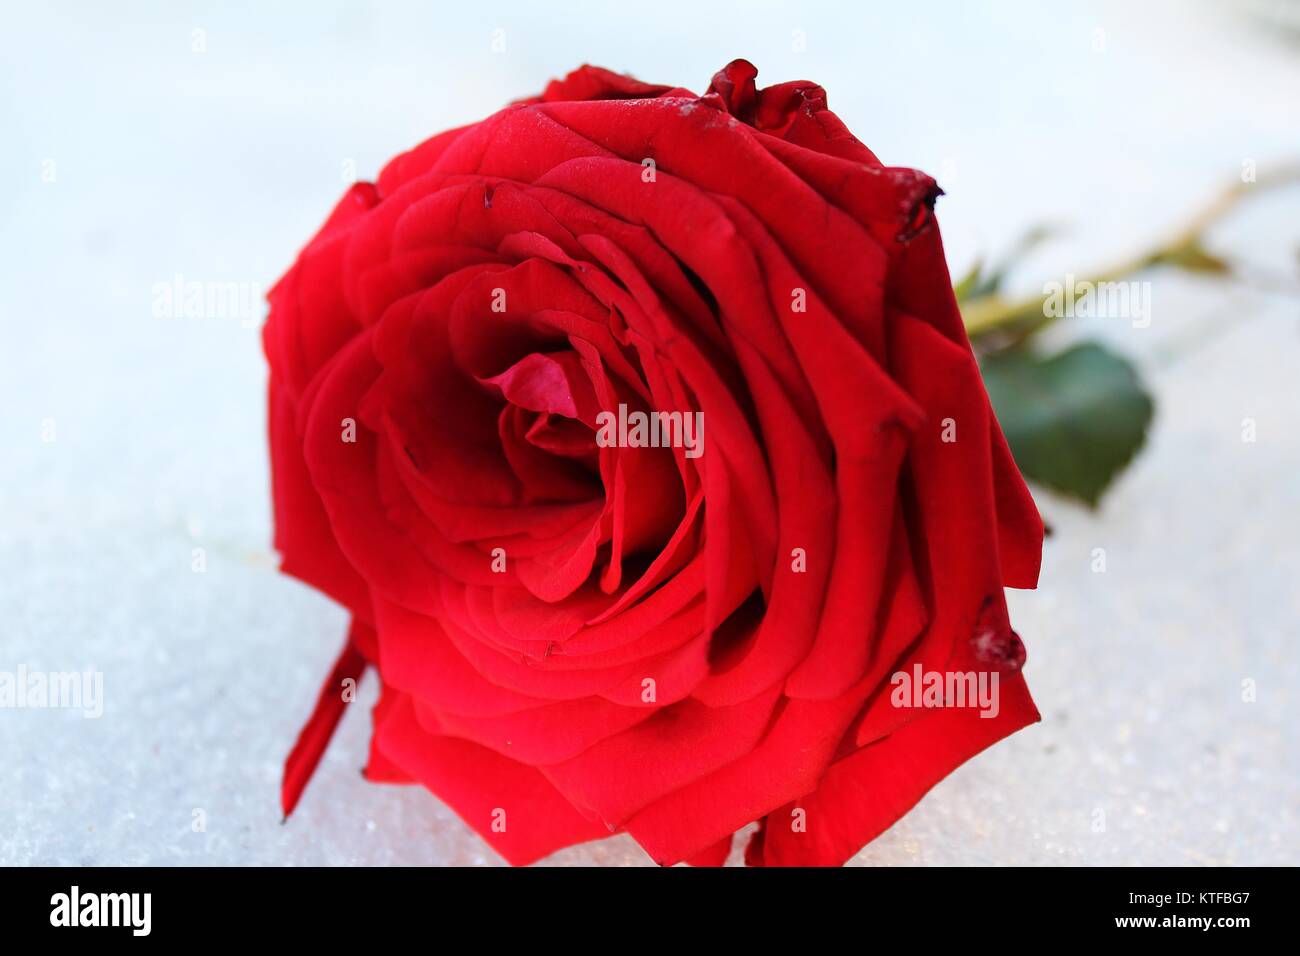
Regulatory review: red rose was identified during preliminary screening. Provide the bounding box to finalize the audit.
[266,60,1044,866]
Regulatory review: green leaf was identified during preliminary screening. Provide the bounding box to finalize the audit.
[980,342,1154,507]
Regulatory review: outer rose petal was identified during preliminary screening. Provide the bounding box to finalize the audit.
[376,694,608,865]
[538,684,783,828]
[990,421,1045,589]
[538,64,675,103]
[752,672,1040,866]
[268,379,372,622]
[621,683,881,865]
[685,834,734,868]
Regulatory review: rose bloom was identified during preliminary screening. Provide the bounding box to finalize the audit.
[265,60,1044,866]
